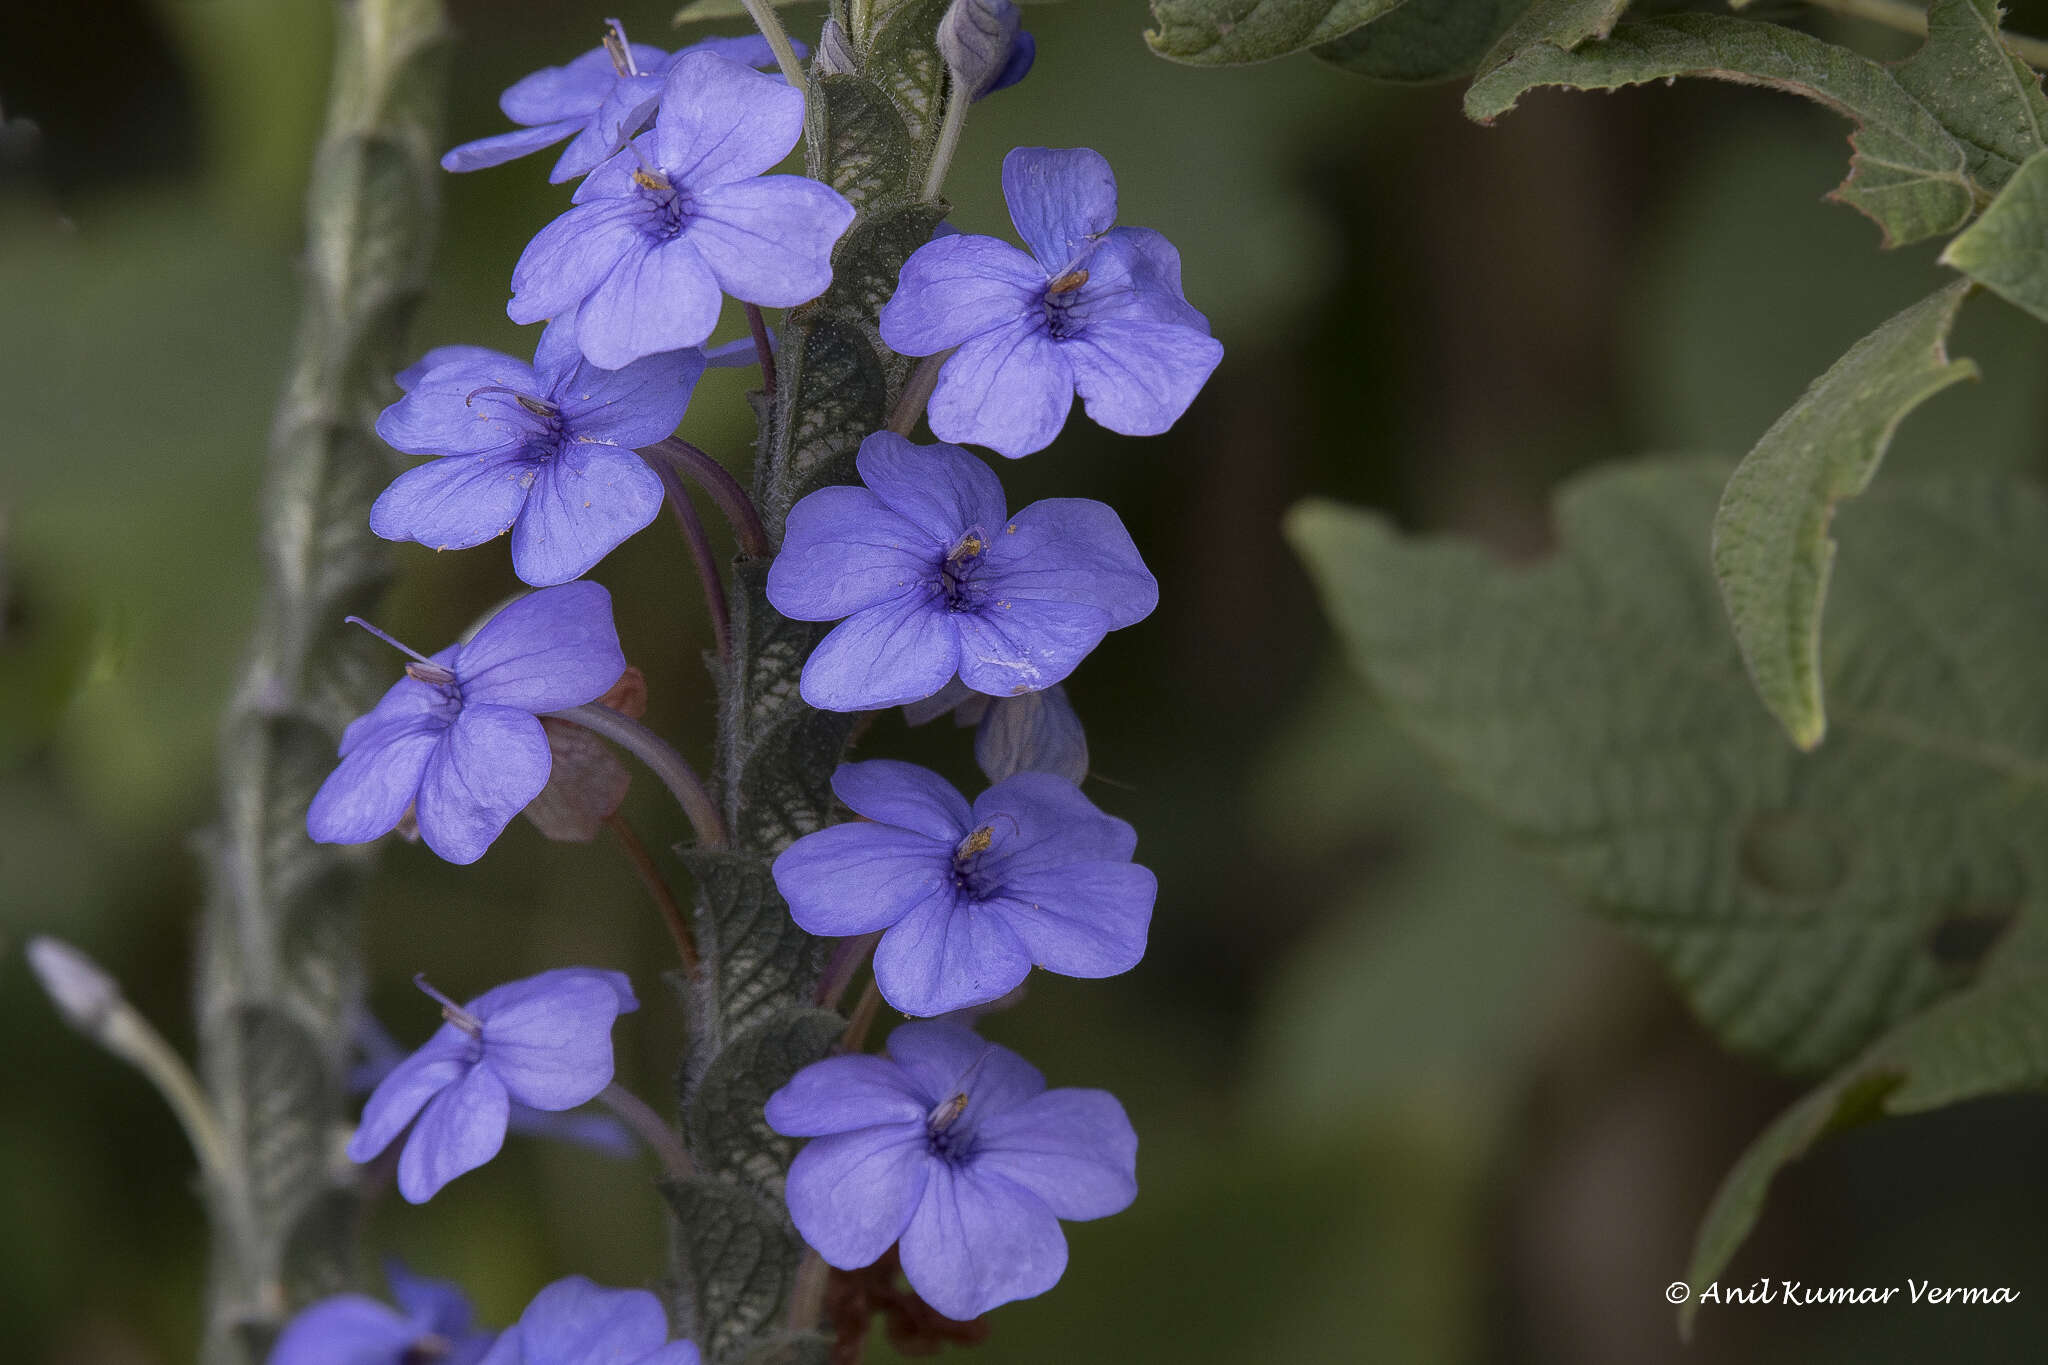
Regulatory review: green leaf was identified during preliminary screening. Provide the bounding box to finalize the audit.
[1899,0,2048,194]
[1945,148,2048,320]
[1313,0,1530,83]
[663,1176,805,1365]
[1465,15,1976,246]
[1467,0,1629,82]
[1712,283,1978,750]
[685,1007,844,1196]
[1290,463,2048,1071]
[1147,0,1407,66]
[1681,971,2048,1334]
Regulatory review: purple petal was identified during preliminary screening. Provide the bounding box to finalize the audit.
[397,1064,510,1202]
[686,176,854,308]
[397,346,512,393]
[987,28,1036,96]
[468,966,638,1017]
[885,1021,1045,1118]
[347,1027,474,1162]
[572,72,668,181]
[974,771,1137,870]
[764,1053,931,1137]
[879,235,1041,355]
[831,759,973,838]
[800,594,961,711]
[548,348,705,446]
[269,1295,417,1365]
[784,1125,931,1270]
[443,120,582,174]
[507,1276,672,1365]
[983,497,1157,628]
[1066,318,1223,437]
[873,894,1033,1017]
[456,582,627,712]
[897,1164,1067,1321]
[766,486,936,621]
[855,434,1010,545]
[1083,227,1209,330]
[377,351,545,458]
[954,596,1111,696]
[573,237,725,367]
[774,823,955,937]
[370,452,533,554]
[1002,147,1118,275]
[973,1088,1136,1220]
[499,48,622,124]
[975,687,1088,784]
[307,722,442,848]
[656,50,805,186]
[509,199,658,328]
[984,861,1154,979]
[475,970,630,1110]
[507,444,666,586]
[385,1261,480,1341]
[337,659,459,756]
[926,321,1074,460]
[679,34,787,70]
[414,706,551,865]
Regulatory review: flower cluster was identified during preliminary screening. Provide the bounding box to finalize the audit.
[279,1,1220,1356]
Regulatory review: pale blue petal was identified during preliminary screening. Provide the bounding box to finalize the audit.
[1066,318,1223,437]
[873,894,1032,1017]
[774,823,955,937]
[508,443,665,586]
[413,706,551,865]
[784,1126,930,1270]
[854,433,1010,545]
[926,320,1073,460]
[397,1065,510,1202]
[878,235,1041,355]
[764,1054,930,1136]
[799,594,961,712]
[686,176,854,308]
[897,1164,1067,1321]
[973,1088,1136,1220]
[831,759,973,838]
[456,582,626,712]
[1001,146,1117,275]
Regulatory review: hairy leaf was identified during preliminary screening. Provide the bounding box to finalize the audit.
[687,1006,844,1195]
[1291,463,2048,1071]
[1712,283,1977,750]
[1314,0,1530,83]
[1945,147,2048,320]
[1468,0,1629,82]
[1465,15,1976,246]
[1681,971,2048,1333]
[664,1177,806,1365]
[1148,0,1407,66]
[1899,0,2048,194]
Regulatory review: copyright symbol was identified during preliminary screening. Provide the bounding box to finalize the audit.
[1666,1282,1691,1305]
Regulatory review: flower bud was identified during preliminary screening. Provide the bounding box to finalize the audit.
[27,935,121,1037]
[937,0,1031,101]
[814,18,858,78]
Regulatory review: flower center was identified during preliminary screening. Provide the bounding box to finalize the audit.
[925,1090,974,1163]
[401,1335,452,1365]
[632,168,695,239]
[1041,268,1092,340]
[951,824,1000,898]
[937,530,989,611]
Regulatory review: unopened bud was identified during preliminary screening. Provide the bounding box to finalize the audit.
[937,0,1026,101]
[27,936,121,1037]
[814,18,857,78]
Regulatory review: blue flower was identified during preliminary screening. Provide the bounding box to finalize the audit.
[307,583,627,865]
[765,432,1156,712]
[510,50,855,370]
[772,761,1155,1015]
[268,1262,495,1365]
[904,678,1088,785]
[939,0,1036,101]
[348,968,638,1203]
[879,146,1223,458]
[440,23,789,183]
[374,326,699,585]
[477,1276,699,1365]
[766,1021,1137,1321]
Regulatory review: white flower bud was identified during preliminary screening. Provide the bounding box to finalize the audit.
[27,935,122,1037]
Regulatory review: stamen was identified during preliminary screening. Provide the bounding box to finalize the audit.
[632,167,673,192]
[1047,268,1090,295]
[956,826,995,862]
[947,532,987,566]
[602,18,640,76]
[463,383,555,416]
[405,660,458,686]
[412,973,483,1037]
[926,1091,969,1133]
[346,616,439,668]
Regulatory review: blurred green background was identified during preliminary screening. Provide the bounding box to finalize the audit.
[7,1,2048,1360]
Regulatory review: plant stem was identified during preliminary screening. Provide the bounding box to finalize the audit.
[1803,0,2048,66]
[552,703,728,850]
[919,75,969,202]
[886,351,949,436]
[642,437,771,557]
[605,812,699,971]
[815,931,880,1008]
[104,1007,233,1188]
[647,454,734,662]
[742,0,809,88]
[600,1082,695,1180]
[839,978,883,1053]
[746,303,778,397]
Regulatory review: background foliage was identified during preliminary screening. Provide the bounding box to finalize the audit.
[6,0,2048,1361]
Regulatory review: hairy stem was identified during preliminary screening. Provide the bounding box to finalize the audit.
[606,812,699,972]
[643,437,771,558]
[1802,0,2048,66]
[886,351,949,436]
[920,75,969,202]
[746,303,779,397]
[194,1,446,1360]
[742,0,809,87]
[551,703,727,850]
[600,1082,696,1180]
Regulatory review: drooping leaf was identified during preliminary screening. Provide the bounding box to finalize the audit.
[1898,0,2048,194]
[1467,0,1629,83]
[1313,0,1530,83]
[1290,463,2048,1072]
[1465,15,1976,246]
[1712,283,1978,751]
[1681,970,2048,1334]
[1945,147,2048,320]
[1147,0,1408,66]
